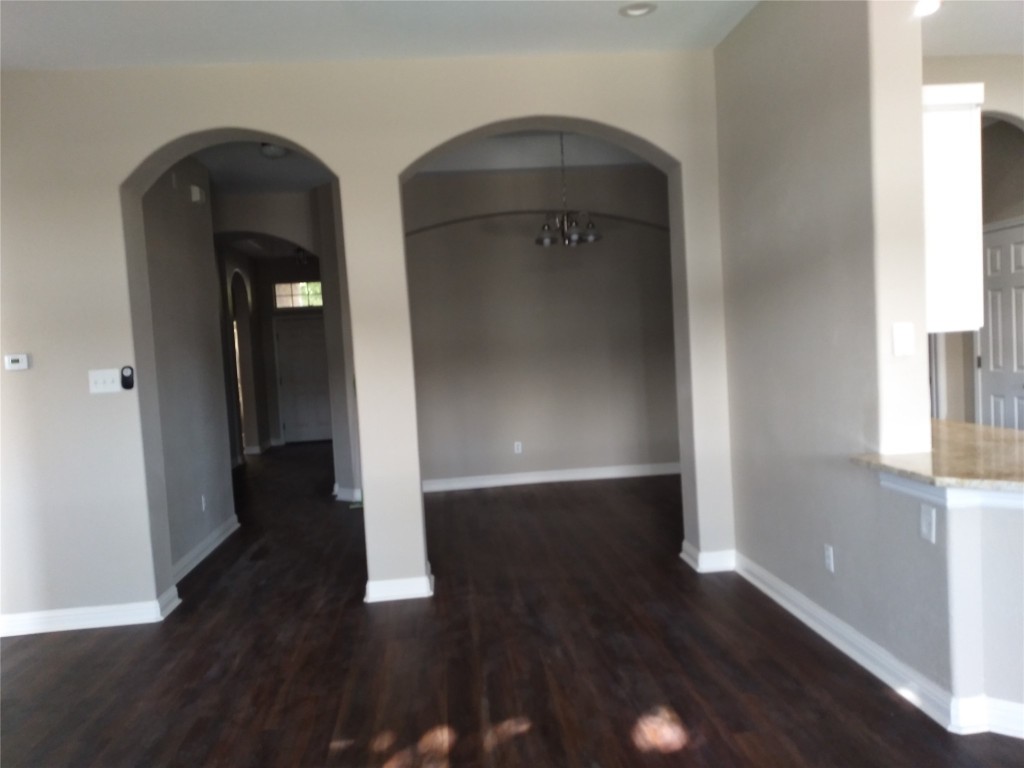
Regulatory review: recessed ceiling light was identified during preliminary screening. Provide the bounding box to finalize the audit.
[913,0,941,17]
[620,3,657,19]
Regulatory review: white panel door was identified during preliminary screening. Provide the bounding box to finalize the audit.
[977,222,1024,430]
[275,314,332,443]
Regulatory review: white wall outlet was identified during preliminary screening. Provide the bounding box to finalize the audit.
[513,441,523,454]
[88,368,121,394]
[824,544,836,574]
[919,504,937,544]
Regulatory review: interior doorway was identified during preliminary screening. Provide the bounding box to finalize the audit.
[121,129,362,596]
[275,312,332,443]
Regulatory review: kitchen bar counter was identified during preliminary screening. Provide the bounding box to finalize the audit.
[855,420,1024,493]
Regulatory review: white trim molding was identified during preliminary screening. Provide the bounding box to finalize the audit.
[679,540,736,573]
[333,484,363,503]
[422,463,680,493]
[736,553,954,729]
[172,516,240,582]
[942,694,1024,738]
[364,574,434,603]
[158,587,182,618]
[270,437,285,447]
[1,587,181,638]
[982,698,1024,739]
[736,554,1024,738]
[243,445,262,456]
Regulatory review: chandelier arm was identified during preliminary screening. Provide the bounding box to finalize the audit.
[560,132,568,213]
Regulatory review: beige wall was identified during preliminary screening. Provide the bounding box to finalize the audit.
[142,159,236,568]
[404,166,678,481]
[0,49,735,609]
[717,0,949,687]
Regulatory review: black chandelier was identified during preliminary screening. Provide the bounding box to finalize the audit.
[535,133,602,247]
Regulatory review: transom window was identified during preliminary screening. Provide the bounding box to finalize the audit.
[274,281,323,309]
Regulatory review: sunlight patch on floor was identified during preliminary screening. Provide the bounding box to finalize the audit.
[483,716,533,752]
[330,718,532,766]
[631,706,689,754]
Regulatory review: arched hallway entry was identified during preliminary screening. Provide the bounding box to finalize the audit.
[121,129,362,602]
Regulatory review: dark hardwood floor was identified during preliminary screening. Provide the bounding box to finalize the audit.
[3,443,1022,767]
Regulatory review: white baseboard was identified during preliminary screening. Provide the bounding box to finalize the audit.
[736,554,955,730]
[422,462,680,493]
[270,438,285,447]
[158,586,182,618]
[364,574,434,603]
[1,593,173,637]
[1,584,182,637]
[172,516,240,582]
[679,540,736,573]
[984,698,1024,738]
[738,553,1024,739]
[243,445,262,456]
[949,695,1024,738]
[333,484,363,503]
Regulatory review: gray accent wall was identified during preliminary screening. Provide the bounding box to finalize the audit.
[142,159,236,568]
[403,166,679,481]
[982,119,1024,225]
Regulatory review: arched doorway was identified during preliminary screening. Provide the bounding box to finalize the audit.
[121,129,361,602]
[227,269,257,461]
[398,116,726,579]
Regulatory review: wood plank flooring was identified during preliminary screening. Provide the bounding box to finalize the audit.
[3,443,1022,767]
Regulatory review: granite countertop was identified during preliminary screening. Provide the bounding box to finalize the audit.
[855,420,1024,492]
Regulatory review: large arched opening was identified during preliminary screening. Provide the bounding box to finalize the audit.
[121,129,362,603]
[399,116,713,579]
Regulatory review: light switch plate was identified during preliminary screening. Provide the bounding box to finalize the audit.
[88,368,121,394]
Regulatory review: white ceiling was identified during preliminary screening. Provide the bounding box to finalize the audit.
[1,1,1018,72]
[921,0,1023,56]
[0,1,758,71]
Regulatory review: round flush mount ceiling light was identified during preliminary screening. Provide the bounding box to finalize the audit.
[913,0,941,17]
[259,142,289,159]
[620,3,657,18]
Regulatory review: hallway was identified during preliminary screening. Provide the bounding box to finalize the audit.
[2,444,1019,767]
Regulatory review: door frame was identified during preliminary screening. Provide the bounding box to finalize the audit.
[272,309,330,444]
